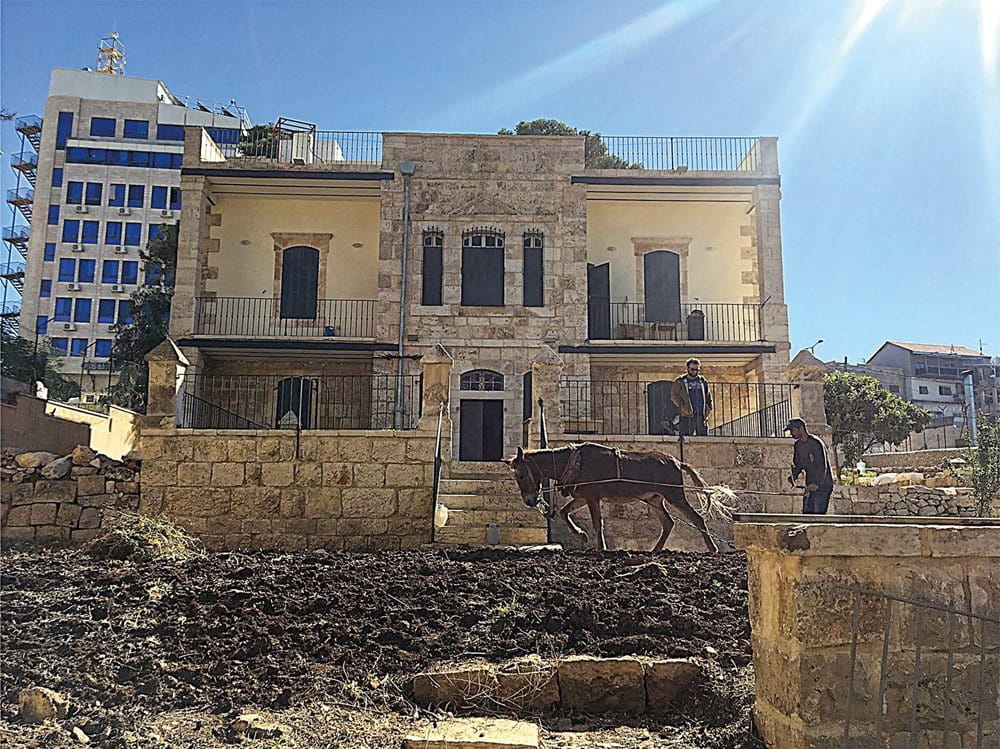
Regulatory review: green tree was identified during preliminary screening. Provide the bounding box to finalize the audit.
[498,119,640,169]
[106,223,178,411]
[0,331,81,401]
[824,370,932,467]
[237,123,283,158]
[969,417,1000,517]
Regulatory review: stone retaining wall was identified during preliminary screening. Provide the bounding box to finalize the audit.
[735,520,1000,749]
[861,447,966,470]
[138,428,437,551]
[832,484,981,517]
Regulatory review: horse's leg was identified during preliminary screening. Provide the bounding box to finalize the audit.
[586,498,607,551]
[558,494,590,544]
[639,496,675,552]
[667,488,718,552]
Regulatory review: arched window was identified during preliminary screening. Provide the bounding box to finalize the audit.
[523,230,544,307]
[276,376,315,429]
[460,369,504,391]
[461,227,505,306]
[421,228,444,306]
[280,245,319,319]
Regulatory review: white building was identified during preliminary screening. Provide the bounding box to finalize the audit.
[14,68,243,395]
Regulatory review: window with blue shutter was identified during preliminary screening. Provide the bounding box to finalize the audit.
[421,229,443,306]
[279,246,319,319]
[461,228,505,306]
[523,231,544,307]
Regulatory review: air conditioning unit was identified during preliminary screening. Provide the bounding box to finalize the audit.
[113,246,128,254]
[70,244,83,252]
[159,209,173,218]
[117,207,131,216]
[74,205,89,214]
[106,325,116,332]
[67,282,81,291]
[62,323,77,331]
[111,284,125,293]
[290,131,315,165]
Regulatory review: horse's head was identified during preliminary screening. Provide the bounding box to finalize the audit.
[503,446,542,507]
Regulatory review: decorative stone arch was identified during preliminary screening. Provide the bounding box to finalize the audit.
[631,236,692,306]
[271,232,333,300]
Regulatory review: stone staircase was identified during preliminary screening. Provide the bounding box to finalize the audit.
[434,464,549,546]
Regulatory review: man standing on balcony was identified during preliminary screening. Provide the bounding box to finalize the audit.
[786,418,834,514]
[671,358,712,436]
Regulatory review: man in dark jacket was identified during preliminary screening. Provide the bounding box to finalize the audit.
[786,418,834,514]
[670,358,713,436]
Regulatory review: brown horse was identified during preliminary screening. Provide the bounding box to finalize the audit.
[504,442,731,552]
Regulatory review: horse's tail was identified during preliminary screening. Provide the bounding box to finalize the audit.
[679,461,737,522]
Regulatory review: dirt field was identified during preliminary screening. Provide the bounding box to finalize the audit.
[1,547,759,748]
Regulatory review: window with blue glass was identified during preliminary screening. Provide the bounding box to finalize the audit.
[156,124,185,141]
[55,112,74,150]
[118,300,134,324]
[144,261,163,286]
[65,182,83,204]
[169,187,182,210]
[44,243,56,261]
[123,119,149,139]
[51,168,63,188]
[48,205,60,225]
[85,182,103,206]
[127,185,144,208]
[51,337,68,354]
[90,117,116,137]
[108,184,126,207]
[95,339,113,358]
[74,298,92,323]
[40,280,52,298]
[124,223,142,247]
[129,151,150,167]
[121,261,139,285]
[78,259,96,283]
[58,258,76,282]
[62,220,80,243]
[106,222,122,245]
[81,221,99,244]
[54,298,72,321]
[36,316,49,335]
[66,148,183,170]
[98,299,117,323]
[102,260,119,284]
[206,127,241,145]
[149,224,166,243]
[150,186,168,209]
[71,339,88,357]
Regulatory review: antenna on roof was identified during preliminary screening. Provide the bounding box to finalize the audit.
[96,31,126,76]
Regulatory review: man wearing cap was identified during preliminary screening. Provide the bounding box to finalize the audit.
[785,418,834,514]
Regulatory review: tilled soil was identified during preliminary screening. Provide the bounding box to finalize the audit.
[1,547,756,748]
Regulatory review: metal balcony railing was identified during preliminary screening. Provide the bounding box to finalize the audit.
[209,128,383,167]
[590,136,760,171]
[2,226,30,255]
[0,301,20,336]
[179,373,422,430]
[588,300,761,342]
[193,297,377,338]
[11,152,38,171]
[560,379,792,438]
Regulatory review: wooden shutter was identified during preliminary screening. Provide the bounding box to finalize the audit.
[280,246,319,319]
[523,243,543,307]
[422,245,443,305]
[646,380,679,435]
[587,262,611,339]
[644,251,681,323]
[461,247,505,306]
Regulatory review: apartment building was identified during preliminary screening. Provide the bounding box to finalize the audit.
[168,125,790,463]
[14,68,242,395]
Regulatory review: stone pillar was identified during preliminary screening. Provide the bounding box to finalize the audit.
[789,349,832,445]
[753,174,790,379]
[144,339,193,428]
[169,169,214,340]
[735,520,1000,749]
[528,345,564,448]
[418,345,453,434]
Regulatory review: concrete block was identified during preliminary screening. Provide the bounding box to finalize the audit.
[403,718,538,749]
[644,658,701,711]
[412,666,498,708]
[558,656,645,713]
[496,656,559,711]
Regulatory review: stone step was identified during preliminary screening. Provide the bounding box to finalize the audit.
[443,508,546,527]
[437,493,527,510]
[434,525,549,546]
[403,717,538,749]
[439,478,520,494]
[446,463,513,479]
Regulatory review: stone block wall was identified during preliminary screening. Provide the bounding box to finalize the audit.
[735,521,1000,749]
[832,485,982,518]
[861,447,966,471]
[139,428,437,550]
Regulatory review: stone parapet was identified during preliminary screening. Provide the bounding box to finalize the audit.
[832,484,982,518]
[735,519,1000,749]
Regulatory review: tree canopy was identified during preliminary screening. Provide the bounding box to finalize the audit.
[0,331,80,402]
[498,119,640,169]
[824,370,932,466]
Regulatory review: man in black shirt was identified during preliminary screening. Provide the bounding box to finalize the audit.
[671,358,713,436]
[785,418,834,514]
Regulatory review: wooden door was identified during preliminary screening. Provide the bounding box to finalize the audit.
[643,251,681,323]
[587,262,611,339]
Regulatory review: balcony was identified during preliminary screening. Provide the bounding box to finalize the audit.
[204,119,383,169]
[2,225,29,256]
[0,261,26,292]
[193,297,377,339]
[179,373,422,430]
[6,187,34,221]
[15,115,43,150]
[587,301,761,342]
[10,152,38,186]
[1,301,20,336]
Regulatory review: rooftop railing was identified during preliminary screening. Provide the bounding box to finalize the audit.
[209,129,383,167]
[590,136,760,171]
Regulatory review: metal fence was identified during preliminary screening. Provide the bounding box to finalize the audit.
[589,300,761,342]
[838,583,999,749]
[211,129,383,166]
[179,373,422,430]
[560,379,792,437]
[194,297,377,338]
[592,136,760,171]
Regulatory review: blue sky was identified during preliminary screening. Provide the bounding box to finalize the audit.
[2,0,997,362]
